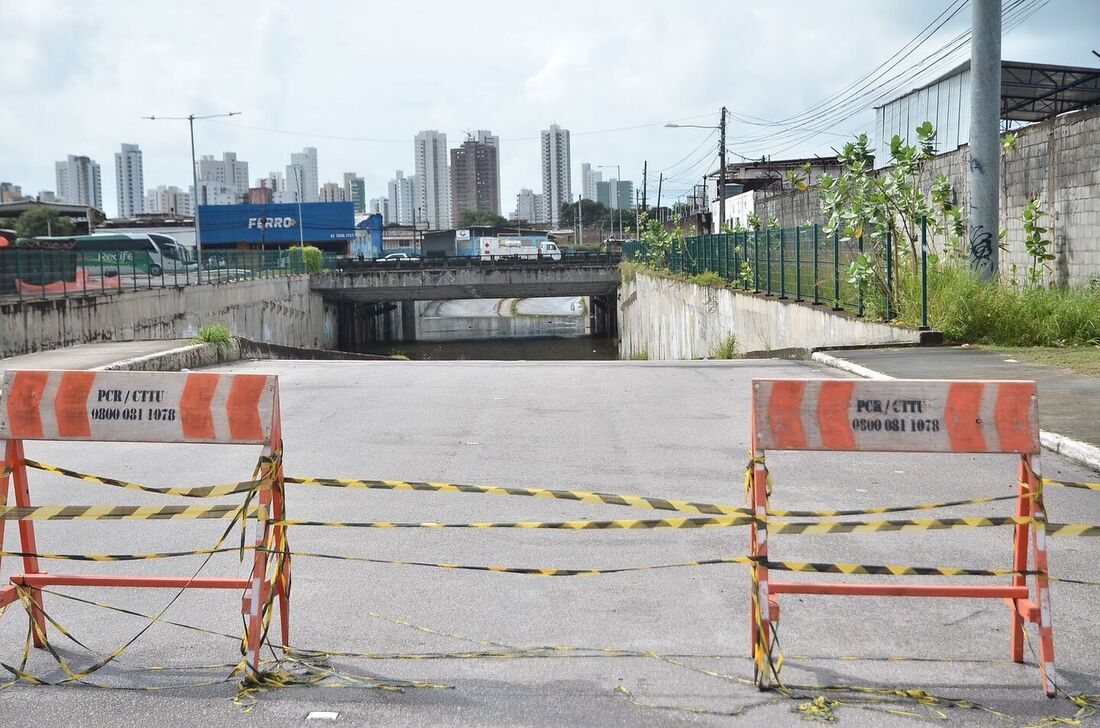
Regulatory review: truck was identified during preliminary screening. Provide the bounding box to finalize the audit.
[479,237,561,261]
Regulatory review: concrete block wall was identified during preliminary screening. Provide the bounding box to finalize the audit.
[1,276,338,358]
[756,105,1100,286]
[619,271,920,360]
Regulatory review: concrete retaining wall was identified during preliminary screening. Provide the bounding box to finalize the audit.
[619,272,922,360]
[1,277,338,358]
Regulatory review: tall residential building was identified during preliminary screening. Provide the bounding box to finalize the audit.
[513,188,546,224]
[540,124,571,227]
[114,143,144,218]
[450,134,500,221]
[55,155,103,210]
[477,130,500,204]
[386,170,415,225]
[343,173,366,213]
[196,152,249,205]
[597,179,635,210]
[286,147,319,203]
[319,182,346,203]
[368,197,387,221]
[414,130,450,229]
[145,185,192,216]
[581,163,602,201]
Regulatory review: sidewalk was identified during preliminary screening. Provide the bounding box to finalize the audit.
[815,345,1100,471]
[0,340,191,378]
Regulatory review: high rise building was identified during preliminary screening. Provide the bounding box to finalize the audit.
[196,152,249,205]
[477,130,500,204]
[540,124,571,227]
[0,182,29,203]
[513,188,546,224]
[414,130,451,229]
[581,163,602,202]
[343,173,366,214]
[319,182,346,203]
[450,133,500,222]
[386,170,415,225]
[286,147,319,203]
[368,197,387,221]
[597,179,635,210]
[145,185,192,216]
[55,155,103,210]
[114,143,144,218]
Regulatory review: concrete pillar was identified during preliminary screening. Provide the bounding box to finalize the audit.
[401,300,417,341]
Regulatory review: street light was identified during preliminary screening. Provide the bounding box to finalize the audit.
[596,164,622,241]
[144,111,241,282]
[666,107,727,233]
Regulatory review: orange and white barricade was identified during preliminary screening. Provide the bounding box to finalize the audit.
[749,378,1055,696]
[0,369,290,672]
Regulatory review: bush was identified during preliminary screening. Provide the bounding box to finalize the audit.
[287,245,323,273]
[896,264,1100,346]
[196,322,232,346]
[710,334,738,359]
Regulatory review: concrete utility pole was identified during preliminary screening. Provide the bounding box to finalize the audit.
[719,106,727,234]
[968,0,1001,279]
[144,111,241,283]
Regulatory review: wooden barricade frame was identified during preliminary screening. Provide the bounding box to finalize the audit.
[0,369,290,673]
[749,378,1055,696]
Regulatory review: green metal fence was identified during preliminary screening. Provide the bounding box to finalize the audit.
[0,248,341,302]
[624,224,930,324]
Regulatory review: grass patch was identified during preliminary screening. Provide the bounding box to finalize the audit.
[195,323,231,347]
[895,264,1100,347]
[710,334,738,360]
[620,261,638,284]
[629,349,649,361]
[981,345,1100,377]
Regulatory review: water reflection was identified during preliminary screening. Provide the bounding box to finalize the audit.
[359,296,617,360]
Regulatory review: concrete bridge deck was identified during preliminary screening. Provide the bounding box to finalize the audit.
[311,254,622,302]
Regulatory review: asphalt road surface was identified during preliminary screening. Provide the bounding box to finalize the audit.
[1,359,1098,727]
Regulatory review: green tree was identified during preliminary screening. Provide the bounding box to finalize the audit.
[13,208,75,238]
[457,210,510,228]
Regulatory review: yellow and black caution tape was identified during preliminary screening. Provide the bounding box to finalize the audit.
[269,548,1039,579]
[286,475,752,516]
[0,546,250,562]
[767,492,1025,518]
[0,503,261,522]
[1043,477,1100,493]
[25,459,264,498]
[768,515,1100,537]
[276,515,753,530]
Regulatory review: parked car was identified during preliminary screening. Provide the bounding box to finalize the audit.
[378,252,420,262]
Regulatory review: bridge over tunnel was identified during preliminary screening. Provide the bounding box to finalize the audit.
[310,255,622,349]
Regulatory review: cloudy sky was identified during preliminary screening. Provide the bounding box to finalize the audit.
[2,0,1096,217]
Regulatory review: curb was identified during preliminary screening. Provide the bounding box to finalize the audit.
[810,351,1100,473]
[95,338,395,373]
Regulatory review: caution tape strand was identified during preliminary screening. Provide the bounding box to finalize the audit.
[23,459,264,498]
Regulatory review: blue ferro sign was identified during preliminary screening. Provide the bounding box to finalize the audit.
[198,202,356,246]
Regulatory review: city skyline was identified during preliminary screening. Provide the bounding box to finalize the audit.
[1,1,1093,219]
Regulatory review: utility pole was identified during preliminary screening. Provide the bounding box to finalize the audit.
[144,111,241,283]
[642,161,648,213]
[719,106,727,234]
[968,0,1001,279]
[578,194,584,248]
[656,173,663,222]
[634,189,640,237]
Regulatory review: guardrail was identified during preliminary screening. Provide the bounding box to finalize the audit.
[334,251,623,272]
[0,249,343,303]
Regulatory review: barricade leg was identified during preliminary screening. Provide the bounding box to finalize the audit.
[1027,455,1057,697]
[244,490,271,672]
[1010,457,1030,663]
[751,452,772,689]
[0,444,12,609]
[272,467,291,649]
[7,441,46,647]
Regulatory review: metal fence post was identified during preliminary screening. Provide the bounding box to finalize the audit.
[753,232,760,292]
[80,251,88,295]
[39,249,46,300]
[812,224,819,305]
[857,231,865,317]
[885,227,894,321]
[15,247,24,302]
[779,228,787,299]
[795,226,803,301]
[765,227,772,295]
[832,230,841,310]
[921,215,930,330]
